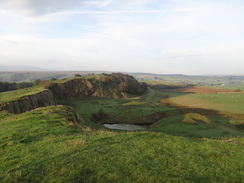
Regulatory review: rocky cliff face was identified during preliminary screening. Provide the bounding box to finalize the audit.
[1,90,56,114]
[49,79,95,98]
[0,82,17,92]
[49,73,148,99]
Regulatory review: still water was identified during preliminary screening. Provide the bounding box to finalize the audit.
[103,123,148,131]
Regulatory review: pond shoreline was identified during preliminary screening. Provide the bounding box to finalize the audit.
[103,123,149,131]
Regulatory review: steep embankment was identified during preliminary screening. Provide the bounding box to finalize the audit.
[1,89,56,114]
[49,73,148,99]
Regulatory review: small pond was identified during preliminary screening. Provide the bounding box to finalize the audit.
[103,123,148,131]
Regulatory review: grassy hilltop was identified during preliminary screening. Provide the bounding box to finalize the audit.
[1,106,243,183]
[0,86,45,104]
[0,73,244,182]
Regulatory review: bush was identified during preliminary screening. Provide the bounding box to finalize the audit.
[74,74,82,78]
[49,78,57,82]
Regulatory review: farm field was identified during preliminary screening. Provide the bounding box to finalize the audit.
[162,90,244,117]
[213,83,244,90]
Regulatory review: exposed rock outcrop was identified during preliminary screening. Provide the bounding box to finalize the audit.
[49,73,148,99]
[1,89,56,114]
[60,105,84,126]
[49,79,95,98]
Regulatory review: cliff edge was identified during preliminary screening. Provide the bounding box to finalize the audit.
[1,89,56,114]
[49,73,148,99]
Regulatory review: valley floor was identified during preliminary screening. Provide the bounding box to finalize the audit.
[63,87,244,138]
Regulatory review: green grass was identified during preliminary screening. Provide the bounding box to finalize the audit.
[149,115,244,138]
[0,106,243,182]
[213,83,244,90]
[53,78,74,83]
[85,74,103,80]
[0,86,45,104]
[165,93,244,116]
[192,93,244,114]
[183,113,211,124]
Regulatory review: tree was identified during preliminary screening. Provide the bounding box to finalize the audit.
[74,74,82,78]
[49,78,57,82]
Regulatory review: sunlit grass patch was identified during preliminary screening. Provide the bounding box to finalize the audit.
[163,93,244,116]
[229,119,244,125]
[183,113,211,124]
[122,101,146,106]
[0,86,45,104]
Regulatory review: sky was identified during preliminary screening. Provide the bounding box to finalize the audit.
[0,0,244,75]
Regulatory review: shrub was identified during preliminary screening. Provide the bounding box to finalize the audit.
[74,74,82,78]
[49,78,57,82]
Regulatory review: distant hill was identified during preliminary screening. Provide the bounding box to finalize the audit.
[1,71,244,91]
[0,71,108,82]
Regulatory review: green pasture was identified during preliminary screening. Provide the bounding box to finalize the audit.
[213,83,244,90]
[149,115,243,138]
[166,92,244,116]
[0,106,243,183]
[193,93,244,114]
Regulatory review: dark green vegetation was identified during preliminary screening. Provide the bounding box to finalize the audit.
[0,73,244,182]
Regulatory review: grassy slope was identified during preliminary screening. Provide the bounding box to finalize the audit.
[0,86,45,104]
[149,115,244,138]
[0,106,243,183]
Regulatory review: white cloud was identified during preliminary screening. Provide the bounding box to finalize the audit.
[0,0,84,16]
[0,0,244,74]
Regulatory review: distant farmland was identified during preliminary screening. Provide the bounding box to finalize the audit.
[162,90,244,118]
